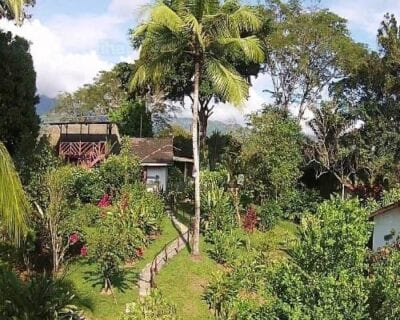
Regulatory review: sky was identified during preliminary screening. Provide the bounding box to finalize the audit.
[1,0,400,123]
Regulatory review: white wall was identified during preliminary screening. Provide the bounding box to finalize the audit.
[146,166,168,192]
[373,208,400,250]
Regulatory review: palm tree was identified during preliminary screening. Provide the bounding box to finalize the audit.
[131,0,264,255]
[1,0,28,23]
[0,142,28,244]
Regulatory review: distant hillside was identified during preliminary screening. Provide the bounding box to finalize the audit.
[170,117,242,136]
[36,95,56,115]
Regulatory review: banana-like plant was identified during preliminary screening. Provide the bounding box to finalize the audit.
[0,142,28,245]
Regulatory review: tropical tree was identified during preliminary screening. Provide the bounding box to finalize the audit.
[240,107,303,203]
[0,142,28,244]
[131,0,264,255]
[0,30,39,158]
[261,0,365,120]
[305,101,357,199]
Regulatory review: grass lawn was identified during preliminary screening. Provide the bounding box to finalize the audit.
[156,239,219,320]
[65,215,180,320]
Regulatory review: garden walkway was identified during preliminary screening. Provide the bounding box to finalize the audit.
[138,212,190,296]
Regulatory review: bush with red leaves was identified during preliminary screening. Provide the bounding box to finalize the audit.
[243,207,258,233]
[98,193,111,208]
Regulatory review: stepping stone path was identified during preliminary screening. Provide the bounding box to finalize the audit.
[138,213,190,296]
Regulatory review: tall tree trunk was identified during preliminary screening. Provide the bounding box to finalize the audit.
[192,59,201,256]
[199,104,208,152]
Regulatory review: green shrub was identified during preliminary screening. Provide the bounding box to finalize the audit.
[257,200,282,231]
[87,224,127,294]
[202,186,236,233]
[98,154,141,196]
[279,188,322,219]
[201,168,229,191]
[86,184,165,292]
[122,183,165,234]
[167,166,193,204]
[0,268,81,319]
[207,229,245,265]
[121,290,180,320]
[65,204,100,231]
[71,167,103,203]
[381,186,400,207]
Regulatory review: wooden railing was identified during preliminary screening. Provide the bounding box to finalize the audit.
[138,212,192,296]
[59,141,107,168]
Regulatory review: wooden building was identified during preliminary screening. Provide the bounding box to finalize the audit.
[43,116,120,168]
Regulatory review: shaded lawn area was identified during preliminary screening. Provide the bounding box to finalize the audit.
[156,239,218,320]
[65,215,180,320]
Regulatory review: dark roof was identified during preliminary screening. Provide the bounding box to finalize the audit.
[131,138,174,164]
[43,115,112,125]
[370,201,400,219]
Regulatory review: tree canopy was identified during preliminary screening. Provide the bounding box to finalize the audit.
[0,30,39,158]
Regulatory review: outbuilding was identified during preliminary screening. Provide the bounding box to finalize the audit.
[370,201,400,250]
[130,137,193,192]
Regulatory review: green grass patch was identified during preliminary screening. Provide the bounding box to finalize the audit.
[156,239,219,320]
[244,220,298,261]
[66,215,180,320]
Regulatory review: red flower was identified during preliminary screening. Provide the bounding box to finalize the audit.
[69,233,79,245]
[80,245,88,257]
[98,194,111,208]
[135,247,144,257]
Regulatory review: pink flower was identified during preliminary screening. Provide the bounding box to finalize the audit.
[80,245,88,256]
[98,194,111,208]
[69,233,79,245]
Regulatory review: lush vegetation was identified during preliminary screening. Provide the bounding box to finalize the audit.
[4,0,400,318]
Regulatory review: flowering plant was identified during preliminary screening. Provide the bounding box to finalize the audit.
[98,193,111,208]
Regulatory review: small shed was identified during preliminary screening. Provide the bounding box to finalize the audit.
[370,201,400,250]
[130,138,193,192]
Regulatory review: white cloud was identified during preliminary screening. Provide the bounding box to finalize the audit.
[0,0,146,98]
[48,14,125,52]
[0,19,113,97]
[175,85,268,125]
[328,0,400,40]
[108,0,150,20]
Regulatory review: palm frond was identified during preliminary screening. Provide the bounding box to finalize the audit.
[205,58,249,105]
[204,5,261,39]
[5,0,25,23]
[188,0,220,19]
[230,6,262,32]
[133,23,148,38]
[141,28,185,54]
[0,142,28,245]
[216,36,264,62]
[150,3,185,33]
[130,59,172,90]
[183,13,205,49]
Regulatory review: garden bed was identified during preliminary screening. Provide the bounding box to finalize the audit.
[66,216,180,320]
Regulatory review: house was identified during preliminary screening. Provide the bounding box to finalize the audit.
[370,201,400,250]
[42,116,120,168]
[130,137,193,192]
